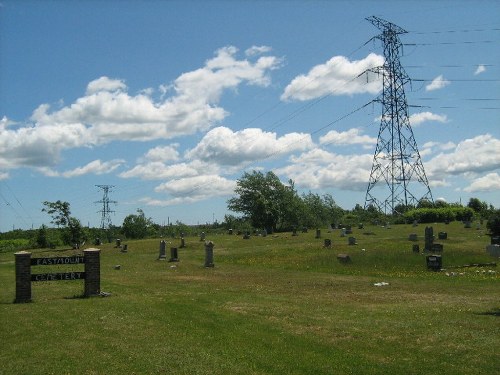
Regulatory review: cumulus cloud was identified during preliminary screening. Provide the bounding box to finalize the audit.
[86,76,126,95]
[38,159,125,178]
[425,75,450,91]
[185,126,314,165]
[141,145,180,163]
[410,112,447,126]
[319,128,376,147]
[474,65,486,75]
[0,46,282,171]
[426,134,500,180]
[143,175,236,206]
[464,172,500,192]
[245,45,272,56]
[276,149,373,191]
[281,53,384,101]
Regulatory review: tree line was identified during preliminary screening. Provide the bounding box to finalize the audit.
[1,170,500,251]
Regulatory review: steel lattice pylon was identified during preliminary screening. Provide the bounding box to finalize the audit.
[95,185,117,229]
[364,16,433,214]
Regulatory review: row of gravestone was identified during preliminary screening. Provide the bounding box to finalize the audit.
[157,240,214,268]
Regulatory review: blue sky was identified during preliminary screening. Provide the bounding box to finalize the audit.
[1,0,499,232]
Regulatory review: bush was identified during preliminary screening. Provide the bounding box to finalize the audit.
[486,210,500,236]
[403,207,474,223]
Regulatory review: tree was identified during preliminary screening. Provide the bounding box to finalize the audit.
[42,200,84,246]
[122,209,153,239]
[227,171,300,232]
[486,209,500,237]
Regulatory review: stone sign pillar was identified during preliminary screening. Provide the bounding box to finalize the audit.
[15,251,32,303]
[84,248,100,297]
[204,241,214,268]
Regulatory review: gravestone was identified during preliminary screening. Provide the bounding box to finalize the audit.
[315,229,321,239]
[158,240,167,260]
[438,232,448,240]
[204,241,214,267]
[424,226,434,252]
[432,243,443,252]
[408,233,418,241]
[348,237,357,245]
[345,225,353,235]
[412,244,420,253]
[243,231,250,240]
[486,244,500,257]
[200,232,206,241]
[491,236,500,245]
[115,239,121,248]
[262,229,267,237]
[121,244,128,253]
[228,229,233,235]
[337,254,351,263]
[324,239,332,248]
[358,223,364,230]
[340,228,346,237]
[413,220,418,227]
[169,247,179,262]
[426,254,442,271]
[180,237,186,248]
[292,227,298,236]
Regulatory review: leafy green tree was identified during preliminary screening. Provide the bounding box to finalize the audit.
[122,209,153,239]
[42,200,84,246]
[227,171,300,232]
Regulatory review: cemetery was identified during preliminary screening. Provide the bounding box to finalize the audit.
[0,220,498,374]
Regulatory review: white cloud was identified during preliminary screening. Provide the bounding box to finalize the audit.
[426,134,500,180]
[474,65,486,75]
[61,159,125,178]
[185,126,314,166]
[141,145,180,163]
[410,112,447,126]
[281,53,384,101]
[319,128,376,146]
[464,172,500,192]
[276,149,373,191]
[86,76,126,95]
[245,45,272,56]
[425,75,450,91]
[0,46,282,171]
[143,175,237,206]
[119,161,202,180]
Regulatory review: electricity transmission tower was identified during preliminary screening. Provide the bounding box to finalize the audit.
[364,16,433,214]
[95,185,117,229]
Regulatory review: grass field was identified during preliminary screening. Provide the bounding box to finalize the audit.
[0,222,498,374]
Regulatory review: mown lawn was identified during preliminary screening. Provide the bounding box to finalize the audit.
[0,222,498,374]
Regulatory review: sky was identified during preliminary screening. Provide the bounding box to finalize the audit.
[0,0,499,232]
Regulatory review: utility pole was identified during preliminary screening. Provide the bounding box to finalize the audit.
[95,185,117,229]
[364,16,433,214]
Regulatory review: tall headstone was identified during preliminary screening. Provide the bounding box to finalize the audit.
[315,229,321,239]
[204,241,215,267]
[158,240,167,260]
[424,226,434,252]
[169,247,179,262]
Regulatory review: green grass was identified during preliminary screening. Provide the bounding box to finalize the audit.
[0,222,498,374]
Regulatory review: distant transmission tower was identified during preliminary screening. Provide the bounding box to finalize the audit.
[95,185,117,229]
[364,16,433,214]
